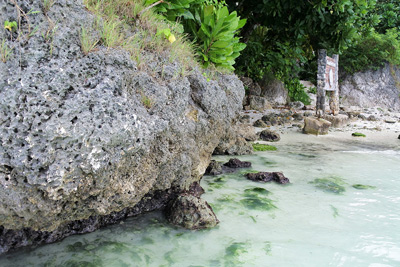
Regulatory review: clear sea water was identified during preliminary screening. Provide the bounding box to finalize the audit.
[1,131,400,267]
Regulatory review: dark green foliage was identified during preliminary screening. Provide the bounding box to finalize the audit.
[352,184,376,189]
[352,132,367,137]
[149,0,246,70]
[309,176,346,194]
[285,78,311,105]
[226,0,375,85]
[252,143,277,151]
[341,29,400,74]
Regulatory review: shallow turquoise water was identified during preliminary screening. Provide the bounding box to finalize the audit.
[1,132,400,267]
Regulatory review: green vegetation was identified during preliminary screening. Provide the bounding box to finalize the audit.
[1,40,13,63]
[149,0,246,70]
[352,132,366,137]
[309,176,346,194]
[4,20,17,32]
[352,184,376,190]
[241,187,276,211]
[83,0,198,73]
[244,187,270,196]
[224,241,249,266]
[252,143,277,151]
[141,93,154,109]
[42,0,55,14]
[80,26,99,56]
[341,29,400,73]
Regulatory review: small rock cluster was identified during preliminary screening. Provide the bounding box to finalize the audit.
[246,172,290,184]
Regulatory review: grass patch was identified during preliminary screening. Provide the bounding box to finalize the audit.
[352,184,376,190]
[83,0,198,74]
[252,143,277,151]
[309,176,346,194]
[1,39,13,63]
[352,132,366,137]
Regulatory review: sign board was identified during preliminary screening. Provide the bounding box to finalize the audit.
[324,56,337,91]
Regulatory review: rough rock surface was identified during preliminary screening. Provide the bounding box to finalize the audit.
[0,0,245,253]
[223,158,252,168]
[259,129,281,142]
[246,172,290,184]
[323,114,350,128]
[236,124,258,142]
[204,160,223,176]
[260,75,289,105]
[303,117,331,135]
[340,63,400,111]
[165,194,219,230]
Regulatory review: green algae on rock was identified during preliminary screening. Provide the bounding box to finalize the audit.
[252,143,277,151]
[352,184,376,190]
[352,132,366,137]
[244,187,271,196]
[240,192,277,211]
[309,176,346,194]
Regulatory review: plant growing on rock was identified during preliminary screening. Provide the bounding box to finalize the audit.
[1,39,13,63]
[149,0,247,70]
[80,26,99,55]
[352,132,366,137]
[42,0,56,14]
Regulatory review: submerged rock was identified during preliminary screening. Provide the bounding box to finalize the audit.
[259,130,281,142]
[246,172,290,184]
[165,194,219,230]
[223,158,252,168]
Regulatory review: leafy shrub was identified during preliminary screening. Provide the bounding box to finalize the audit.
[148,0,246,70]
[341,29,400,74]
[285,78,311,105]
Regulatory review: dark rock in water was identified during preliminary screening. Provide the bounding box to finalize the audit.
[246,172,273,182]
[186,182,205,198]
[253,119,268,128]
[205,160,223,176]
[223,158,252,168]
[272,172,290,184]
[165,194,219,230]
[246,172,290,184]
[398,135,400,139]
[259,129,281,142]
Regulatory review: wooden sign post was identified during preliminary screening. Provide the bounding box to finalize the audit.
[317,49,339,116]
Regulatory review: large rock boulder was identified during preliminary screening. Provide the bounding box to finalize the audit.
[340,63,400,111]
[0,0,245,253]
[259,129,281,142]
[303,117,331,135]
[165,194,219,230]
[259,74,289,106]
